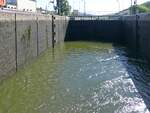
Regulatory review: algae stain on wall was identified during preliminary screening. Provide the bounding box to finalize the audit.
[21,25,32,63]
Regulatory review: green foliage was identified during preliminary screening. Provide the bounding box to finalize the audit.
[137,5,150,13]
[142,1,150,9]
[127,1,150,14]
[136,1,150,13]
[57,0,71,16]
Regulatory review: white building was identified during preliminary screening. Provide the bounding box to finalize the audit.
[6,0,36,12]
[17,0,36,12]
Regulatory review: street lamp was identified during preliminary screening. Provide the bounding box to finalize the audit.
[134,0,137,14]
[84,0,86,16]
[131,0,137,14]
[130,0,133,14]
[50,0,54,4]
[116,0,120,12]
[49,0,55,10]
[45,0,55,14]
[56,0,61,15]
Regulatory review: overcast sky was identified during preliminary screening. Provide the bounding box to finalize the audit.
[37,0,150,15]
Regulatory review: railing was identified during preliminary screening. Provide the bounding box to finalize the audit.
[69,15,122,20]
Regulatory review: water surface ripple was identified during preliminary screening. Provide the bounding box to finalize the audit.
[0,42,150,113]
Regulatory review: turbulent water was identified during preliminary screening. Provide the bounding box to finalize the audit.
[0,42,150,113]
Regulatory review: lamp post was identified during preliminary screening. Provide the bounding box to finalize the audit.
[131,0,137,14]
[49,0,54,10]
[130,0,133,14]
[45,0,55,14]
[134,0,137,14]
[56,0,61,15]
[84,0,86,16]
[79,0,80,12]
[50,0,54,5]
[49,0,55,14]
[116,0,120,12]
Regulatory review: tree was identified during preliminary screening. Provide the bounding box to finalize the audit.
[137,5,150,13]
[130,5,150,14]
[56,0,71,16]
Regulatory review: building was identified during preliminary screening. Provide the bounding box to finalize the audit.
[6,0,17,9]
[72,10,79,16]
[0,0,6,7]
[6,0,36,12]
[17,0,36,12]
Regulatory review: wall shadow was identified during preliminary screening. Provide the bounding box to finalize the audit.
[65,20,125,44]
[113,43,150,111]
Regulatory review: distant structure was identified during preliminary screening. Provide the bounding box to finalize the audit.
[6,0,17,9]
[72,10,79,16]
[116,7,140,16]
[36,7,55,14]
[116,9,130,15]
[6,0,36,12]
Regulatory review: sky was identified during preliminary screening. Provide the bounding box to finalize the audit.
[37,0,150,15]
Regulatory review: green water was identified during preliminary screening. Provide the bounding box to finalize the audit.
[0,42,150,113]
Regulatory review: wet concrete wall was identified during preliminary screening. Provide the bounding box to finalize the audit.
[138,14,150,60]
[122,13,150,61]
[37,15,52,54]
[0,13,16,77]
[122,15,137,50]
[16,14,38,68]
[65,20,124,43]
[54,16,69,43]
[0,12,69,77]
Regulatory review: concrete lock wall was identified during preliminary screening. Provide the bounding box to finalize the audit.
[65,20,123,43]
[138,14,150,61]
[0,12,68,78]
[0,12,16,77]
[37,14,52,54]
[53,15,69,43]
[122,15,137,50]
[16,13,38,68]
[54,16,66,43]
[122,13,150,61]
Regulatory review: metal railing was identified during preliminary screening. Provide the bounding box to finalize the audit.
[69,15,122,20]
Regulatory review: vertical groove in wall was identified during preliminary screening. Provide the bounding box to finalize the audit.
[52,15,55,48]
[15,13,18,71]
[46,24,48,48]
[135,15,139,53]
[36,17,39,56]
[57,18,59,43]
